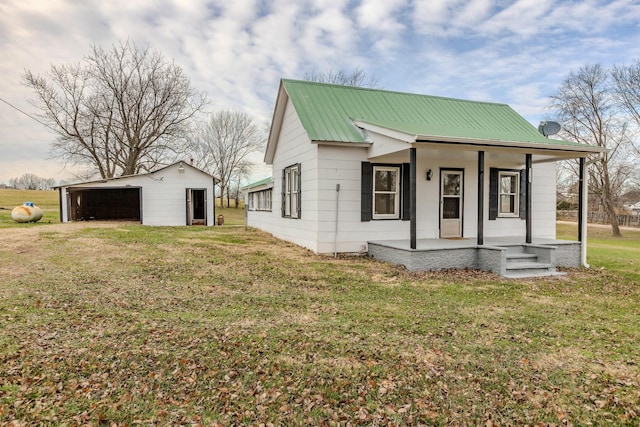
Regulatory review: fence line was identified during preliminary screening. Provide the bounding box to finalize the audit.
[557,210,640,227]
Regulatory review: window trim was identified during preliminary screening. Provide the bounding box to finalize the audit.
[372,165,401,220]
[498,171,520,217]
[248,189,272,212]
[282,163,301,219]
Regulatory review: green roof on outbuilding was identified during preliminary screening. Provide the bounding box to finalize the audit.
[242,176,273,190]
[281,79,577,147]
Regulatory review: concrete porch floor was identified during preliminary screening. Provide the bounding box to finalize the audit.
[367,236,578,251]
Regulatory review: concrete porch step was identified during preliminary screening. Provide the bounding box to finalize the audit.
[506,252,538,263]
[504,261,562,278]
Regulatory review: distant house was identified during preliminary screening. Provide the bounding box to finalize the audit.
[245,79,606,277]
[56,162,217,226]
[630,202,640,216]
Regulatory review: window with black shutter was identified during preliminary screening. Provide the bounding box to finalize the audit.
[489,167,526,220]
[361,162,408,221]
[282,163,301,219]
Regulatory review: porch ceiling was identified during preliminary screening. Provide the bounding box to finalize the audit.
[368,142,594,165]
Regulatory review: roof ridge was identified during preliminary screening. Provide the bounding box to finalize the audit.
[280,78,510,107]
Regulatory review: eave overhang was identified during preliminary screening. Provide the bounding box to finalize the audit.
[264,81,289,165]
[353,119,608,160]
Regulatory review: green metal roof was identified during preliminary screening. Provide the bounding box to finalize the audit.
[242,177,273,190]
[281,79,579,147]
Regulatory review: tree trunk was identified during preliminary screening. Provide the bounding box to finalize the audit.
[601,162,622,237]
[219,184,226,208]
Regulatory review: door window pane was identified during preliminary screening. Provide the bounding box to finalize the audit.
[443,174,461,196]
[442,197,460,219]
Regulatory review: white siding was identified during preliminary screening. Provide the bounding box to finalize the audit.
[246,98,319,252]
[316,147,482,254]
[531,162,557,239]
[483,161,556,239]
[317,145,387,254]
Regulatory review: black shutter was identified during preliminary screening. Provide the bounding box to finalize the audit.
[281,168,286,217]
[489,168,498,220]
[402,163,410,220]
[519,169,526,220]
[297,163,302,218]
[361,162,372,221]
[186,188,191,225]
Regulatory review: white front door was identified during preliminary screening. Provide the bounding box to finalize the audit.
[440,170,463,238]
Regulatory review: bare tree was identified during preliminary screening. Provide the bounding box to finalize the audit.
[23,40,206,179]
[549,64,633,237]
[230,161,252,208]
[191,110,265,207]
[304,68,379,88]
[612,60,640,159]
[9,173,56,190]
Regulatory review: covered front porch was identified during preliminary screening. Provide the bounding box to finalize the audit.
[368,236,581,278]
[360,135,602,275]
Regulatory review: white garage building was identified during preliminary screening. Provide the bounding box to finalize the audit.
[56,162,217,226]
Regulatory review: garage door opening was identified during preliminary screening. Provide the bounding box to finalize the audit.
[68,188,141,222]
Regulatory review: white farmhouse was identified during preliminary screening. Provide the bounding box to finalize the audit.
[245,80,606,277]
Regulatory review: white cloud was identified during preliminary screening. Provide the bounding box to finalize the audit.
[412,0,495,36]
[477,0,555,37]
[1,0,640,183]
[355,0,406,33]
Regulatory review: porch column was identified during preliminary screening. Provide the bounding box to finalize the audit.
[410,147,417,249]
[578,157,585,242]
[579,157,590,268]
[477,151,484,245]
[525,153,532,244]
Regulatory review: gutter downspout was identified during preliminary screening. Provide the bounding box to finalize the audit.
[334,183,340,258]
[581,152,605,268]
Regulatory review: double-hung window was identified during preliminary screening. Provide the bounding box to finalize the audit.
[282,164,300,218]
[248,189,272,211]
[498,171,519,217]
[373,166,400,219]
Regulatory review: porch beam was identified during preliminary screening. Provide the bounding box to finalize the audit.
[477,151,484,245]
[578,157,585,242]
[526,153,532,243]
[410,147,417,249]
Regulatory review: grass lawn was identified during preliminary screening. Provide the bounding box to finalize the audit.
[0,200,639,424]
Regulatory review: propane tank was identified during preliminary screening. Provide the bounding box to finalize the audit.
[11,202,44,223]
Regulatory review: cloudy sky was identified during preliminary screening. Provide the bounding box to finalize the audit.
[1,0,640,184]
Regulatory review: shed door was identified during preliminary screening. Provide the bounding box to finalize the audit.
[440,170,463,238]
[186,189,207,225]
